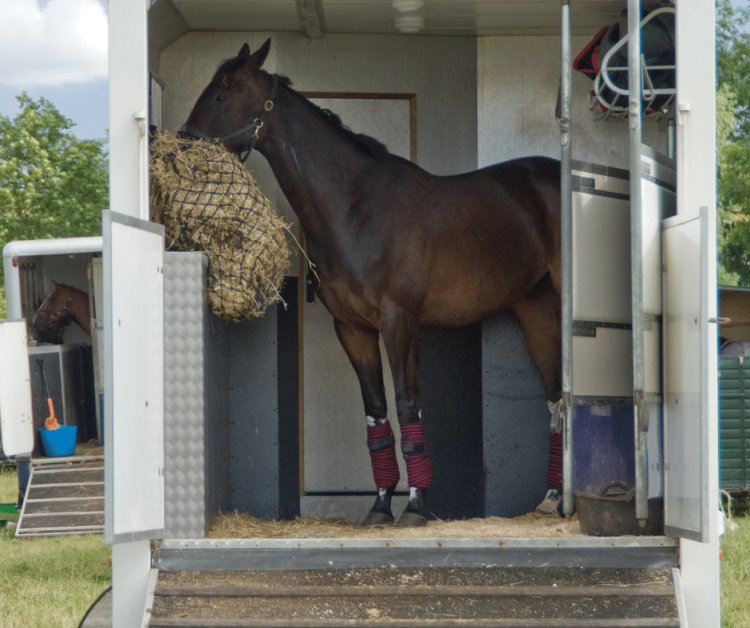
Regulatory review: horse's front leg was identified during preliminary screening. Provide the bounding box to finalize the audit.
[334,319,399,525]
[381,308,432,527]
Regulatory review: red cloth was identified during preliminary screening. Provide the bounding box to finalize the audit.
[547,430,563,491]
[400,422,433,489]
[367,422,400,489]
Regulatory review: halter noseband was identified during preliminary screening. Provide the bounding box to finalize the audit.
[39,297,73,329]
[181,75,278,163]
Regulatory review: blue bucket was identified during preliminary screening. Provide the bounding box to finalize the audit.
[39,425,77,457]
[572,404,635,494]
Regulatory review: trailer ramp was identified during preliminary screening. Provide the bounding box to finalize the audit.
[16,455,104,537]
[148,538,683,627]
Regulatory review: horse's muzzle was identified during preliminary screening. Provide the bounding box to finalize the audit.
[178,124,213,141]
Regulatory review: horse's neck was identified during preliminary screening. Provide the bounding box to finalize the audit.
[69,291,91,335]
[260,87,372,243]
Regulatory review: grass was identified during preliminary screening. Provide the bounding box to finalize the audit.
[0,464,748,626]
[721,495,750,628]
[0,465,111,628]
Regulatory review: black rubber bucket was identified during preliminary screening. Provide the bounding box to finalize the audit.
[575,481,664,536]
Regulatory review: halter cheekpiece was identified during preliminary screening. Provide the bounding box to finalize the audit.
[181,75,278,163]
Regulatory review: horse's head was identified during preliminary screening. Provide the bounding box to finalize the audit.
[181,39,275,159]
[32,281,73,343]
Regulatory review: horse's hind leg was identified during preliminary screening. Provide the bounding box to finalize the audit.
[380,308,431,527]
[334,319,399,525]
[512,274,562,402]
[512,275,564,512]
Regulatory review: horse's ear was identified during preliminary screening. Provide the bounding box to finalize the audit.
[238,43,251,59]
[247,38,271,70]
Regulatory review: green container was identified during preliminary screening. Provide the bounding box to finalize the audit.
[719,357,750,492]
[0,503,18,528]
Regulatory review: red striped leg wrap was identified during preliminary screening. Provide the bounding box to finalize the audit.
[400,422,433,489]
[367,422,400,489]
[547,430,563,491]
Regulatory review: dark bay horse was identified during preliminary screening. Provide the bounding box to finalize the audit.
[32,281,91,342]
[182,40,562,526]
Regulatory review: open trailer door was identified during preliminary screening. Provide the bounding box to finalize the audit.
[103,210,165,543]
[0,321,34,457]
[662,207,715,542]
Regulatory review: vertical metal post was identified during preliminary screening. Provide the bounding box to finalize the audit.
[667,118,676,159]
[627,0,648,522]
[560,0,574,516]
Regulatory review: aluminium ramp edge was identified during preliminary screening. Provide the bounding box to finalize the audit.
[16,455,104,537]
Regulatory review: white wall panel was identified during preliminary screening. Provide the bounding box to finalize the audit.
[477,36,668,168]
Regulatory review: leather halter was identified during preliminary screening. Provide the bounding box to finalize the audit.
[42,297,73,329]
[181,75,278,163]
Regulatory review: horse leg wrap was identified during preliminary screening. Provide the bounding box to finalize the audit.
[547,430,563,491]
[367,421,400,489]
[400,422,433,489]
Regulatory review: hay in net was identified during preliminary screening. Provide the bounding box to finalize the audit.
[150,131,291,320]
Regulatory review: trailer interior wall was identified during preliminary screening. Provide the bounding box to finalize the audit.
[477,35,669,167]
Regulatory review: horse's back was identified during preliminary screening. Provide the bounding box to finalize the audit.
[393,156,561,326]
[480,156,560,204]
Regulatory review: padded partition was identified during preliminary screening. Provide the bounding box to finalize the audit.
[228,279,299,520]
[483,315,549,517]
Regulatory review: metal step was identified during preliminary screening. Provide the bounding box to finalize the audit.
[16,455,105,537]
[147,550,682,627]
[147,536,682,626]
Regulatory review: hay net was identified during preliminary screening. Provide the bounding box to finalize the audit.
[150,131,291,320]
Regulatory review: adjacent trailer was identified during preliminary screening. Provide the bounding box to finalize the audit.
[102,1,719,626]
[1,238,105,536]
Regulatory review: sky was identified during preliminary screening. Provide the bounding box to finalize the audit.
[0,0,748,142]
[0,0,108,140]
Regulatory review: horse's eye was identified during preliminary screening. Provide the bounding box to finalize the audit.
[216,93,227,103]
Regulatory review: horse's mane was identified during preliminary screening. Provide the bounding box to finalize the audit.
[215,57,389,157]
[278,74,389,157]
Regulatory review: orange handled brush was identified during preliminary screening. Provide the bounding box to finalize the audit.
[38,360,60,431]
[44,398,60,431]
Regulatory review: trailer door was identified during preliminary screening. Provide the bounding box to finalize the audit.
[662,207,715,541]
[0,321,34,456]
[103,210,165,543]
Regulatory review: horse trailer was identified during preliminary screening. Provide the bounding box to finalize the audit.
[2,0,721,625]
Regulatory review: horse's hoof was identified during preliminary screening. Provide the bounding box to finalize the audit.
[362,511,394,526]
[395,510,428,527]
[362,487,395,526]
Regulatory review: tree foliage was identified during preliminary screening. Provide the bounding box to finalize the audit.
[717,0,750,285]
[0,94,108,278]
